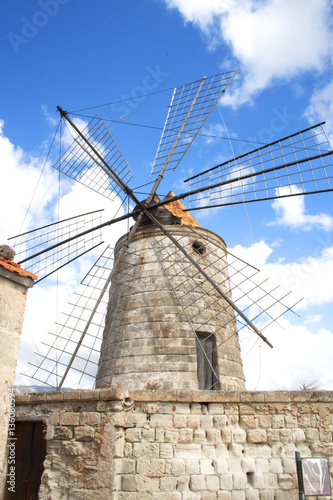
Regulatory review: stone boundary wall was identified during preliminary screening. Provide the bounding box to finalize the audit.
[13,389,333,499]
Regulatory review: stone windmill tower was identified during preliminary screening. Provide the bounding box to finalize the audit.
[96,193,245,392]
[8,72,333,391]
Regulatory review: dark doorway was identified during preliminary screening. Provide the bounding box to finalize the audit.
[196,332,218,390]
[4,420,46,499]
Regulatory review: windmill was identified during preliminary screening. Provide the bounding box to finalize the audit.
[9,71,333,391]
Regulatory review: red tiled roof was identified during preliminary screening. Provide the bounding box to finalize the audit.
[0,258,37,280]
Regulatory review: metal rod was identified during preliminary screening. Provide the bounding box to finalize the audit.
[184,121,328,182]
[35,241,104,284]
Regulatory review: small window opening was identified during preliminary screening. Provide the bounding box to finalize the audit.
[196,332,218,390]
[192,240,206,256]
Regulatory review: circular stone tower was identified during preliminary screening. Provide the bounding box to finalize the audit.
[96,193,245,392]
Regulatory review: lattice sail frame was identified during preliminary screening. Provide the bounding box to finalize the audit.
[150,71,238,176]
[55,115,135,203]
[185,123,333,210]
[8,210,104,283]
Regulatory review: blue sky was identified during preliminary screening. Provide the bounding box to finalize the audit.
[1,0,333,390]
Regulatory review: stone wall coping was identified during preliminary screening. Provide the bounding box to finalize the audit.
[14,388,333,405]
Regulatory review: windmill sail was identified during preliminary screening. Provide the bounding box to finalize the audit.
[150,70,238,176]
[54,114,135,203]
[26,245,116,388]
[8,210,104,283]
[183,123,333,210]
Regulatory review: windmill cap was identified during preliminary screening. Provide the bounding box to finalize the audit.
[162,191,200,227]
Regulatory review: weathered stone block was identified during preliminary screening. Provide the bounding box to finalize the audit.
[231,490,245,500]
[137,459,165,477]
[121,474,137,491]
[165,458,186,475]
[53,425,73,440]
[277,473,294,489]
[213,415,228,428]
[247,429,267,444]
[79,412,100,426]
[217,492,231,500]
[155,428,164,442]
[269,458,283,473]
[228,459,242,473]
[255,459,269,472]
[214,458,228,474]
[248,472,264,489]
[258,491,274,500]
[241,458,255,473]
[150,414,173,428]
[151,493,181,500]
[175,403,191,414]
[245,490,259,500]
[165,429,179,443]
[221,429,232,444]
[292,429,305,443]
[263,472,278,488]
[279,429,293,443]
[201,415,213,429]
[114,459,136,474]
[176,475,190,491]
[179,428,194,444]
[74,426,95,441]
[60,412,80,426]
[125,428,142,443]
[205,475,220,491]
[174,415,187,428]
[159,476,178,491]
[124,412,147,427]
[175,444,202,459]
[160,443,174,459]
[184,459,200,475]
[220,473,233,489]
[256,444,272,459]
[272,415,285,428]
[187,415,201,429]
[257,415,272,429]
[133,443,159,459]
[193,429,206,444]
[233,428,246,443]
[233,472,247,489]
[304,428,319,441]
[137,475,159,492]
[62,441,84,456]
[208,403,224,415]
[141,428,156,442]
[200,459,214,475]
[240,415,256,429]
[281,458,296,474]
[189,475,205,491]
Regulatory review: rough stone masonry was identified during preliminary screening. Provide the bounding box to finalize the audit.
[14,388,333,499]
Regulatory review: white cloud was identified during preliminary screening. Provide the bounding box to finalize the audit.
[304,79,333,143]
[230,240,333,390]
[0,120,58,242]
[164,0,333,106]
[242,318,333,390]
[267,186,333,231]
[231,239,333,311]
